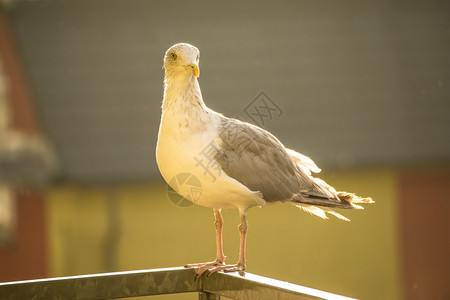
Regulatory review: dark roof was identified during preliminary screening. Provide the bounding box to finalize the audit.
[9,0,450,182]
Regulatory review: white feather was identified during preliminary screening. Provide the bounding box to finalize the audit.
[294,203,350,221]
[286,148,321,175]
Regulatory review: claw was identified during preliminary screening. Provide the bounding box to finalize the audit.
[185,260,245,278]
[195,266,210,277]
[185,259,226,279]
[206,263,245,276]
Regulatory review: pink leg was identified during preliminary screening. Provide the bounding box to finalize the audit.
[206,212,247,275]
[237,213,247,268]
[185,209,227,273]
[214,209,227,263]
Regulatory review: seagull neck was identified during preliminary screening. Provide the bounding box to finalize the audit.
[162,75,206,111]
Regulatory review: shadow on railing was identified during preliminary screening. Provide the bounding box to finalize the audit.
[0,266,355,300]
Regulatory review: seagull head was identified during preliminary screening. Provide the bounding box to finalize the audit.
[164,43,200,79]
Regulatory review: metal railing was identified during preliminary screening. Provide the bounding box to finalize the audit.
[0,267,355,300]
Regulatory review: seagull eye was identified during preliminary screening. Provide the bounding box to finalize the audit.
[170,53,177,60]
[196,55,199,61]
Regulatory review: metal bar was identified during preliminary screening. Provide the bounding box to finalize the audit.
[0,267,356,300]
[202,271,356,300]
[198,291,221,300]
[0,267,199,300]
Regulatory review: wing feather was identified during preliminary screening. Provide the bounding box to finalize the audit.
[215,118,305,202]
[213,117,372,215]
[286,148,321,175]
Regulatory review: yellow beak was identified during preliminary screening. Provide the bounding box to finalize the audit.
[189,64,200,77]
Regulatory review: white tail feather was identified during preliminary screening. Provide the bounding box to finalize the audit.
[295,203,350,221]
[286,149,373,208]
[351,195,374,204]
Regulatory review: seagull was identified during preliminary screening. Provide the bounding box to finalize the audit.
[156,43,373,276]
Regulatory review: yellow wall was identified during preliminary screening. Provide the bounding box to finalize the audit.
[47,169,400,300]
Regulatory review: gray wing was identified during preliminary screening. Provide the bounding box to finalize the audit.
[215,118,309,202]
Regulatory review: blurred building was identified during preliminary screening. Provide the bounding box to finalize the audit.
[0,1,449,300]
[0,8,51,283]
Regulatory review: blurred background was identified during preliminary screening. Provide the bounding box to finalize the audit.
[0,1,449,299]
